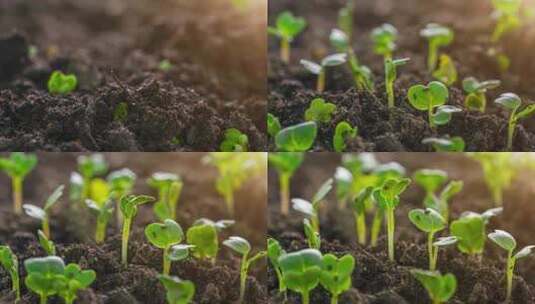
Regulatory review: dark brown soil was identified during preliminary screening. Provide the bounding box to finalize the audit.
[267,153,535,303]
[0,0,267,151]
[268,0,535,151]
[0,153,267,303]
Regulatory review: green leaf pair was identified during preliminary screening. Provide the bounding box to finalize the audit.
[407,81,461,128]
[47,71,77,95]
[220,129,249,152]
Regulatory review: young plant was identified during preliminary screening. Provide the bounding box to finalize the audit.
[269,152,305,215]
[0,245,20,302]
[352,187,373,245]
[158,274,195,304]
[275,121,318,152]
[223,236,267,303]
[491,0,522,42]
[47,71,77,95]
[145,219,192,275]
[337,1,354,41]
[488,229,535,302]
[304,98,336,123]
[24,256,64,304]
[186,218,234,263]
[0,152,37,214]
[77,154,108,202]
[320,254,355,304]
[107,168,136,224]
[58,263,96,304]
[420,24,454,72]
[333,121,357,152]
[372,177,411,261]
[38,230,56,256]
[494,93,535,151]
[450,207,503,256]
[292,178,333,233]
[268,11,307,63]
[113,102,128,123]
[469,153,515,206]
[385,58,410,108]
[422,136,465,152]
[220,128,249,152]
[159,59,173,72]
[462,77,501,112]
[120,195,155,266]
[268,113,282,138]
[300,53,347,92]
[23,185,64,238]
[411,269,457,304]
[408,208,447,270]
[407,81,461,128]
[148,172,183,221]
[432,236,458,268]
[303,218,321,249]
[371,23,398,60]
[278,248,322,304]
[432,54,457,86]
[267,238,287,295]
[413,169,463,221]
[86,196,114,243]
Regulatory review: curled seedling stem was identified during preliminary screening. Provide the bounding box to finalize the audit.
[23,185,64,239]
[494,93,535,151]
[120,195,155,266]
[292,178,333,233]
[385,58,410,108]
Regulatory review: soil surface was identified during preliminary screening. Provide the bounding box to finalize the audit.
[267,153,535,303]
[0,0,267,151]
[268,0,535,151]
[0,153,267,303]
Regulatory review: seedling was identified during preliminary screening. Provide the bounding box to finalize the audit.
[145,219,192,275]
[158,274,195,304]
[494,93,535,151]
[23,185,64,238]
[220,128,249,152]
[413,169,463,221]
[292,178,333,233]
[469,153,515,206]
[275,121,318,152]
[410,269,457,304]
[432,54,457,86]
[407,81,461,128]
[38,230,56,256]
[301,53,347,92]
[420,24,454,72]
[186,218,234,262]
[114,102,128,123]
[385,57,410,108]
[148,172,182,221]
[269,152,304,215]
[352,187,373,245]
[58,263,96,304]
[432,236,458,269]
[422,136,465,152]
[320,254,355,304]
[372,177,411,261]
[120,195,155,266]
[24,256,64,304]
[268,238,287,295]
[159,59,173,72]
[371,23,398,60]
[0,245,20,302]
[0,152,37,214]
[107,168,136,224]
[223,236,267,303]
[268,11,307,63]
[488,229,535,302]
[278,248,322,304]
[77,154,108,202]
[408,208,447,270]
[491,0,522,42]
[462,77,501,112]
[337,1,354,41]
[303,218,321,249]
[450,207,503,256]
[304,98,336,123]
[268,113,282,138]
[47,71,77,95]
[333,121,357,152]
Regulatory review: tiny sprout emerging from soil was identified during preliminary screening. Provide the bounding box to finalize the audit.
[450,207,503,256]
[148,172,182,221]
[38,230,56,256]
[224,236,267,304]
[159,59,173,72]
[268,11,307,63]
[432,54,457,86]
[268,113,282,138]
[408,208,446,270]
[462,77,501,112]
[78,154,108,202]
[268,238,287,295]
[145,219,192,275]
[0,245,20,302]
[186,218,234,262]
[275,121,318,152]
[158,274,195,304]
[107,168,136,224]
[0,152,37,214]
[305,98,337,123]
[413,169,463,221]
[301,53,347,93]
[410,269,457,304]
[292,178,334,233]
[469,153,515,206]
[114,102,128,123]
[48,71,77,95]
[23,185,64,239]
[120,195,155,266]
[59,263,97,304]
[422,136,465,152]
[491,0,522,42]
[269,152,305,215]
[408,81,461,128]
[333,121,357,152]
[494,93,535,151]
[385,57,410,108]
[371,23,398,60]
[320,253,355,304]
[373,177,411,262]
[488,229,535,302]
[220,128,249,152]
[278,248,322,304]
[86,180,113,243]
[303,218,321,249]
[352,187,373,246]
[420,24,454,72]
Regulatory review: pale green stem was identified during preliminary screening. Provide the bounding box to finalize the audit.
[163,247,171,275]
[507,113,516,151]
[428,106,434,128]
[506,251,515,303]
[331,295,339,304]
[428,232,436,270]
[302,292,310,304]
[121,218,132,266]
[42,217,50,239]
[280,174,290,215]
[387,208,395,262]
[95,219,106,244]
[225,191,235,216]
[239,254,248,304]
[281,38,290,63]
[13,177,22,215]
[317,70,326,93]
[428,42,438,72]
[40,294,47,304]
[356,212,366,245]
[371,210,383,247]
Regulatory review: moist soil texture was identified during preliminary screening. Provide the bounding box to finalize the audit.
[0,0,266,151]
[0,153,267,303]
[268,0,535,151]
[267,153,535,303]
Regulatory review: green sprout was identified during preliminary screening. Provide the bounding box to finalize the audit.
[422,136,465,152]
[469,153,516,206]
[410,269,457,304]
[220,128,249,152]
[491,0,522,42]
[420,24,454,72]
[77,154,108,202]
[38,230,56,256]
[385,58,410,108]
[107,168,136,224]
[352,187,373,246]
[320,254,355,304]
[269,152,304,215]
[158,274,195,304]
[47,71,77,95]
[304,98,337,123]
[120,195,155,266]
[488,229,534,302]
[494,93,535,151]
[186,218,234,263]
[337,1,354,41]
[148,172,182,221]
[114,102,128,123]
[223,236,267,303]
[300,54,347,93]
[0,245,20,302]
[268,113,282,138]
[292,178,333,233]
[413,169,463,221]
[450,207,503,256]
[275,121,318,152]
[145,219,193,275]
[59,263,96,304]
[372,177,411,261]
[268,11,307,63]
[85,179,113,243]
[267,238,287,295]
[159,59,174,72]
[0,152,37,214]
[432,54,457,86]
[303,218,321,249]
[407,81,461,128]
[278,248,322,304]
[408,208,447,270]
[23,185,64,238]
[462,77,501,112]
[24,256,64,304]
[371,23,398,60]
[333,121,357,152]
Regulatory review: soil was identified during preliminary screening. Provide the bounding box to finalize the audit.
[267,153,535,303]
[268,0,535,151]
[0,0,267,151]
[0,153,267,303]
